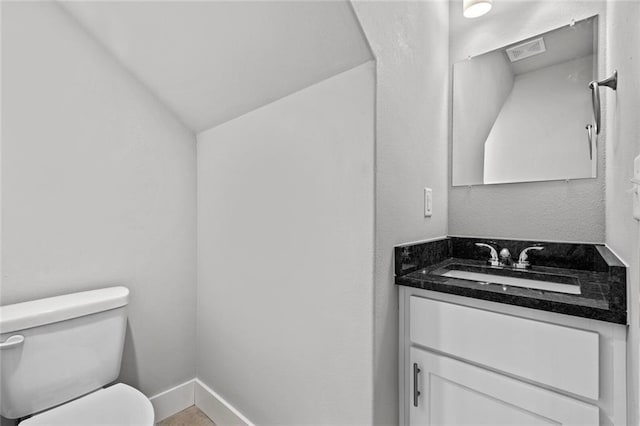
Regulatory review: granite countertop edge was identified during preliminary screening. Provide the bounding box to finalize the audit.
[394,237,627,325]
[395,274,627,325]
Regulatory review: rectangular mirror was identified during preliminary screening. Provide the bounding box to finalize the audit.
[451,16,598,186]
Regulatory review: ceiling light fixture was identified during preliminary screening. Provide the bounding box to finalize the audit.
[463,0,493,18]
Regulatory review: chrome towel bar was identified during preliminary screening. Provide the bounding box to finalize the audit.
[589,70,618,136]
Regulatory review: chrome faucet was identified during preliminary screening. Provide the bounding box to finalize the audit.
[475,243,500,266]
[499,248,512,266]
[515,246,544,269]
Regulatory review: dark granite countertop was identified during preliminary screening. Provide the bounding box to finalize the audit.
[395,237,627,324]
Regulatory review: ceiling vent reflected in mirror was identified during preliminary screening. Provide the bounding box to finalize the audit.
[506,38,546,62]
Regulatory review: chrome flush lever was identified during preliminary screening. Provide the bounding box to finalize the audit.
[0,335,24,350]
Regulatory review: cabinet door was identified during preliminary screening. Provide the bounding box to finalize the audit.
[409,348,598,426]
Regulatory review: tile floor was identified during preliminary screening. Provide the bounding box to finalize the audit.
[157,406,215,426]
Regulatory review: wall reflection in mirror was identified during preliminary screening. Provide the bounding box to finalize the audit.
[451,16,597,186]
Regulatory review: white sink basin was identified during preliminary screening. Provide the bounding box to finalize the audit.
[442,270,581,295]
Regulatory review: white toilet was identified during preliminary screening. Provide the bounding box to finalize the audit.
[0,287,155,425]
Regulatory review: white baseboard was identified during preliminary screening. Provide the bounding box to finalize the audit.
[195,379,254,426]
[149,379,196,422]
[147,378,253,425]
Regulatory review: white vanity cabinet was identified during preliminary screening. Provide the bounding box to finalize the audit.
[409,348,598,425]
[399,286,627,426]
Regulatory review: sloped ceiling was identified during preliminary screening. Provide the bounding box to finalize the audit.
[60,1,373,133]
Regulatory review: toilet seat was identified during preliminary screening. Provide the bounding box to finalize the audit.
[20,383,154,426]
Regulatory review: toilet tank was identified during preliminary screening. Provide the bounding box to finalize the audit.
[0,287,129,419]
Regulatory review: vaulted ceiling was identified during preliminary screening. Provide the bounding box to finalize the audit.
[60,1,373,133]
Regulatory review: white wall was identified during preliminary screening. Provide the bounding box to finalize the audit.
[1,1,197,398]
[196,62,375,424]
[351,3,450,424]
[452,50,514,185]
[484,55,594,184]
[605,1,640,423]
[449,1,606,242]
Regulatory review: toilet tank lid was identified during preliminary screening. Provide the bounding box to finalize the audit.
[0,287,129,334]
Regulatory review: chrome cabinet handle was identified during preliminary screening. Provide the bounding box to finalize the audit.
[586,124,594,160]
[0,335,24,350]
[413,363,421,407]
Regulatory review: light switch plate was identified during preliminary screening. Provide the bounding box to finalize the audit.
[424,188,433,217]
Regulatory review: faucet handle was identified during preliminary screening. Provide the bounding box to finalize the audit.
[475,243,500,266]
[516,246,544,269]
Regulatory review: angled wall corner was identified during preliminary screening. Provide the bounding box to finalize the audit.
[196,61,376,424]
[351,2,450,425]
[3,1,378,422]
[60,0,373,133]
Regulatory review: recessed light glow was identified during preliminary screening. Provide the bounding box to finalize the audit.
[463,0,493,18]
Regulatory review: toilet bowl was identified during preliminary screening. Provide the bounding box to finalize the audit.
[0,287,155,425]
[20,383,154,426]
